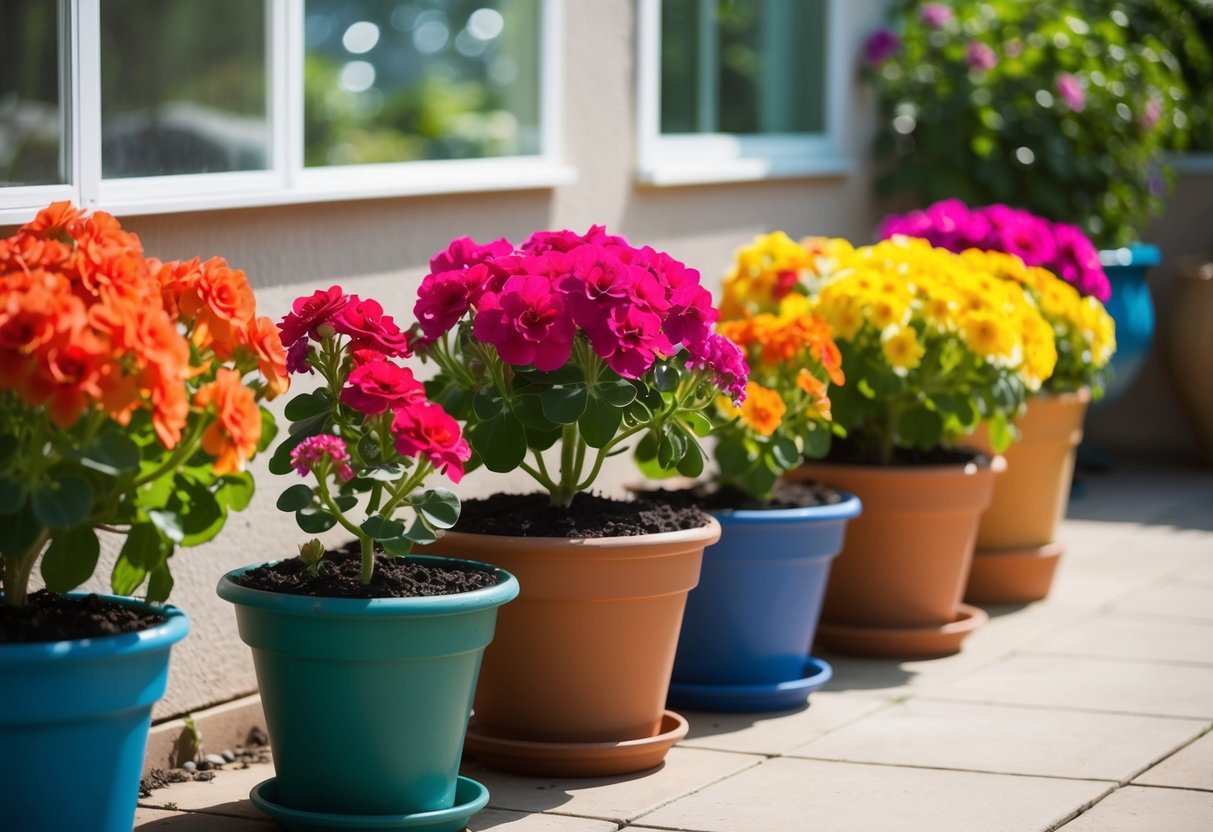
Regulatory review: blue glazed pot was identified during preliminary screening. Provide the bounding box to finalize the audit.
[0,594,189,832]
[670,494,861,697]
[217,556,518,822]
[1099,243,1161,405]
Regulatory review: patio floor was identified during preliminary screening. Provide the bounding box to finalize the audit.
[135,460,1213,832]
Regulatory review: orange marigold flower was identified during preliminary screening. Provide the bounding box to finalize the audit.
[796,369,832,421]
[194,367,262,474]
[178,258,256,357]
[738,382,786,437]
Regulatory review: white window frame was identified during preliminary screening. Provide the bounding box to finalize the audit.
[636,0,852,187]
[0,0,572,226]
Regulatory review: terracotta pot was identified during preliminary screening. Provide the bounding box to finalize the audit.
[971,389,1090,550]
[1166,259,1213,466]
[788,458,1003,657]
[965,542,1064,605]
[419,519,719,774]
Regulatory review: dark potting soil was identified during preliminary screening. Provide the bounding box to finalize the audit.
[236,550,500,599]
[452,491,713,538]
[0,590,166,644]
[825,434,991,468]
[640,480,845,512]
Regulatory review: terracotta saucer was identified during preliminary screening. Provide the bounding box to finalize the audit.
[667,657,833,713]
[249,775,488,832]
[966,542,1065,604]
[464,710,688,777]
[814,603,988,659]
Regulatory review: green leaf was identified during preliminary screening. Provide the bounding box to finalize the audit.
[898,406,945,450]
[288,411,329,438]
[716,440,755,479]
[473,392,505,421]
[334,494,357,512]
[740,460,778,499]
[653,363,680,392]
[297,508,338,533]
[403,517,439,545]
[511,394,551,430]
[469,412,527,473]
[174,481,226,547]
[802,425,832,460]
[215,473,255,512]
[148,509,184,543]
[526,425,562,451]
[676,443,705,478]
[269,431,312,476]
[277,484,314,512]
[146,562,175,603]
[985,413,1015,453]
[517,365,583,385]
[258,406,279,453]
[284,390,331,421]
[596,378,638,407]
[41,527,100,593]
[0,475,26,514]
[31,475,94,529]
[0,506,42,559]
[657,427,688,470]
[633,432,675,479]
[771,437,800,472]
[579,395,623,449]
[111,524,166,596]
[361,515,405,540]
[679,411,713,438]
[540,385,588,424]
[380,536,414,555]
[414,488,460,529]
[362,463,406,483]
[74,431,140,476]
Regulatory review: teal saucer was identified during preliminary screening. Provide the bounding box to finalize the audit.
[249,775,489,832]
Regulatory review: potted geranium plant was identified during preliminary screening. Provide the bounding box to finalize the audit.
[780,235,1058,657]
[0,202,286,832]
[880,202,1118,602]
[216,286,517,831]
[410,226,746,775]
[652,233,862,713]
[866,0,1193,401]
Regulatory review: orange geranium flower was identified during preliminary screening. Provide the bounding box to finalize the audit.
[194,368,262,474]
[242,316,290,399]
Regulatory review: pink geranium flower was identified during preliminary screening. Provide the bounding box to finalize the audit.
[1056,73,1086,112]
[920,3,954,28]
[332,296,412,358]
[291,434,355,482]
[429,236,513,273]
[413,265,489,343]
[473,274,576,371]
[278,286,349,351]
[392,401,472,483]
[340,359,426,415]
[965,41,997,71]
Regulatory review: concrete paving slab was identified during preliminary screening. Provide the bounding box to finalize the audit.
[925,654,1213,719]
[631,757,1112,832]
[469,809,619,831]
[1134,730,1213,791]
[134,807,276,829]
[1108,582,1213,623]
[462,746,762,823]
[138,762,271,821]
[787,699,1205,781]
[1026,614,1213,665]
[1056,785,1213,831]
[679,692,890,755]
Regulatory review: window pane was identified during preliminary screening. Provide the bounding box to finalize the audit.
[0,0,66,186]
[304,0,542,167]
[661,0,826,136]
[100,0,269,179]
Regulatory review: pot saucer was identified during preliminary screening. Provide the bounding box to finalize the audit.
[667,657,833,713]
[248,775,488,832]
[815,603,988,659]
[465,710,688,777]
[966,542,1065,605]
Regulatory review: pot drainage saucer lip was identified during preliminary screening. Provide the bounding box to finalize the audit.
[249,775,488,832]
[465,709,688,777]
[667,656,833,713]
[814,603,988,660]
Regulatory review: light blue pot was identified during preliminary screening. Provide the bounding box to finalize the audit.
[217,556,518,823]
[1099,243,1161,405]
[0,594,189,832]
[669,494,861,710]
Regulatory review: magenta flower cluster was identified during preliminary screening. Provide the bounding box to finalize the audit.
[878,199,1111,302]
[413,225,748,403]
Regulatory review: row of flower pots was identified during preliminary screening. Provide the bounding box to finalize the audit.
[1,203,1118,831]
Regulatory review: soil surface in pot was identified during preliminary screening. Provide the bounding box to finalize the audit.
[453,492,712,537]
[825,434,990,467]
[642,480,844,511]
[236,551,500,598]
[0,590,167,644]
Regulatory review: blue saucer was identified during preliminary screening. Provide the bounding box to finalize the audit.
[249,775,489,832]
[667,656,833,713]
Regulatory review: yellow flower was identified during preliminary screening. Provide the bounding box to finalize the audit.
[962,312,1013,359]
[881,325,925,373]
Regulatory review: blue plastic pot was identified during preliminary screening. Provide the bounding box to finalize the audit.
[1099,243,1161,405]
[0,593,189,832]
[669,494,861,709]
[217,556,518,824]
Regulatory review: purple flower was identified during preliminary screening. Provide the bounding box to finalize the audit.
[920,3,954,28]
[1056,73,1085,112]
[864,28,901,67]
[965,41,998,71]
[686,332,749,406]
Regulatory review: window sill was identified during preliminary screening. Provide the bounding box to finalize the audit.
[1170,152,1213,175]
[636,155,854,187]
[0,159,578,225]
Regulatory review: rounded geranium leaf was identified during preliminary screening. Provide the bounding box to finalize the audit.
[276,483,314,512]
[296,507,338,534]
[468,411,527,473]
[31,475,94,529]
[414,488,460,529]
[41,527,100,593]
[578,395,623,449]
[540,385,588,424]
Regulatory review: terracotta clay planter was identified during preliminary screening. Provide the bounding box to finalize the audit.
[964,391,1089,604]
[1166,259,1213,466]
[788,458,1003,658]
[419,519,719,776]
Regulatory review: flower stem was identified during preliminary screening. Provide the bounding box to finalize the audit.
[3,527,49,608]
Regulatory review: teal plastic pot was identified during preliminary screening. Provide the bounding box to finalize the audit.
[217,556,518,817]
[670,494,861,692]
[1099,243,1161,405]
[0,593,189,832]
